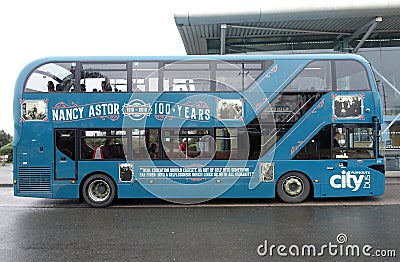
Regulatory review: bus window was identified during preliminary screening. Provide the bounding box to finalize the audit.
[214,120,261,160]
[294,124,376,160]
[160,60,268,92]
[215,128,240,160]
[258,90,322,157]
[293,126,331,160]
[215,128,231,160]
[163,61,211,92]
[333,125,375,159]
[215,126,260,160]
[163,129,211,159]
[162,129,182,158]
[25,63,76,93]
[132,62,160,92]
[80,129,126,160]
[131,129,159,159]
[257,61,332,157]
[286,61,332,92]
[81,63,127,92]
[216,62,264,91]
[335,60,371,91]
[246,121,261,160]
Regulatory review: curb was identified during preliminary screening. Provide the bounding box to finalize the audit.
[386,177,400,184]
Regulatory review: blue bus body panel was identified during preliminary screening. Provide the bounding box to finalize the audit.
[13,54,385,201]
[48,157,384,200]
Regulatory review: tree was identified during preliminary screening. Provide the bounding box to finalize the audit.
[0,142,12,162]
[0,130,12,148]
[0,131,13,163]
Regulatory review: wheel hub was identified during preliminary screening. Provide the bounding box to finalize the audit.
[97,184,107,194]
[283,177,303,196]
[89,180,110,202]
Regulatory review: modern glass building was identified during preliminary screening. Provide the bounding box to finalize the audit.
[174,1,400,170]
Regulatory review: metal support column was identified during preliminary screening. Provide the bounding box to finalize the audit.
[353,17,382,53]
[220,24,227,55]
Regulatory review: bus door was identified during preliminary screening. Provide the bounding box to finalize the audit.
[55,129,77,180]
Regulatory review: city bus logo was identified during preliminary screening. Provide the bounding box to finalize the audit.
[329,170,371,191]
[122,99,152,121]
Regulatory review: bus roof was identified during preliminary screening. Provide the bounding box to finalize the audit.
[22,53,369,65]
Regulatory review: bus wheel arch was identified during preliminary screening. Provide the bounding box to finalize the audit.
[80,172,117,207]
[276,171,312,203]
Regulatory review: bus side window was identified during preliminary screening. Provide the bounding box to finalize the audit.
[293,126,331,160]
[102,138,125,159]
[81,139,94,159]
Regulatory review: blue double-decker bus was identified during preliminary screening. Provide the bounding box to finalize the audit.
[13,54,385,207]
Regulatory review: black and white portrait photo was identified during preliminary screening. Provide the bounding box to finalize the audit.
[333,95,362,118]
[260,162,274,182]
[217,99,243,120]
[119,163,133,182]
[21,100,47,121]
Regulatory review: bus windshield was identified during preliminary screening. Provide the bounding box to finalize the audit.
[25,63,75,92]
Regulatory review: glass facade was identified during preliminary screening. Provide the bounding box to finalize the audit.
[359,47,400,170]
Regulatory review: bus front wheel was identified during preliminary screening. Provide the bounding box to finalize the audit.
[82,174,116,207]
[276,172,310,203]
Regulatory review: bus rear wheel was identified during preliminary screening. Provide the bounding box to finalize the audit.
[82,174,116,207]
[276,172,310,203]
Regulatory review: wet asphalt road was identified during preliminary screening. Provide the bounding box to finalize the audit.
[1,185,400,261]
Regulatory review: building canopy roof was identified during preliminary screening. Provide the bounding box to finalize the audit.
[174,1,400,54]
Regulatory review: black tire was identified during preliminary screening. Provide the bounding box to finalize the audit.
[276,172,310,203]
[82,174,116,207]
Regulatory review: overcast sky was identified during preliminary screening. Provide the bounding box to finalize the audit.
[0,0,388,135]
[1,0,193,135]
